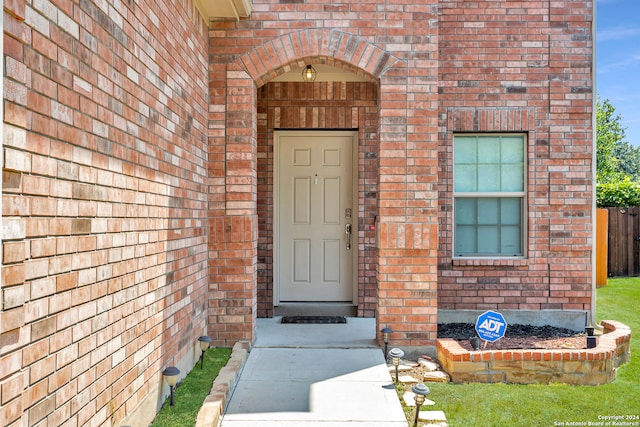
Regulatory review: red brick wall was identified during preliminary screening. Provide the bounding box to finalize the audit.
[256,81,379,317]
[208,0,592,347]
[208,2,442,347]
[437,1,594,311]
[2,1,209,425]
[2,2,593,423]
[207,65,259,346]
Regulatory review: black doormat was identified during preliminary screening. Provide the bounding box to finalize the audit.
[281,316,347,324]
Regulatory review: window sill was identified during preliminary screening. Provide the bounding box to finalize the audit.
[452,257,528,267]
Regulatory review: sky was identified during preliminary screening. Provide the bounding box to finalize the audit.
[596,0,640,146]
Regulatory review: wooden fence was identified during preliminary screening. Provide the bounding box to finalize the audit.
[596,209,608,286]
[606,206,640,277]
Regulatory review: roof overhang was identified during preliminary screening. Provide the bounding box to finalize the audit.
[194,0,252,21]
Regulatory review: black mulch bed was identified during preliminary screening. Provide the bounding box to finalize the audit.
[438,323,580,340]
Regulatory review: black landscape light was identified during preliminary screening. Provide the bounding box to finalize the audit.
[471,336,480,350]
[162,366,180,406]
[198,336,212,369]
[585,327,597,348]
[411,383,431,427]
[389,347,404,385]
[381,327,393,360]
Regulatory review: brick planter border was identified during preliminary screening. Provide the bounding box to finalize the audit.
[195,341,252,427]
[437,320,631,385]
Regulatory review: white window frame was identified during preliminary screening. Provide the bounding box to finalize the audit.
[453,133,527,259]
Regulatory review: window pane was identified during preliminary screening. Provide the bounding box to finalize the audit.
[501,164,524,192]
[454,134,524,194]
[454,136,477,164]
[456,198,477,225]
[478,137,500,164]
[477,198,499,224]
[477,226,499,253]
[501,198,521,224]
[501,136,524,163]
[501,225,521,254]
[454,165,477,192]
[478,164,500,192]
[455,225,477,254]
[455,196,523,256]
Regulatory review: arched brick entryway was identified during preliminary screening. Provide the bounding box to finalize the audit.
[235,29,401,84]
[208,29,439,348]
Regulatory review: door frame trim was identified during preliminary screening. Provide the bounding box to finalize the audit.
[273,130,359,305]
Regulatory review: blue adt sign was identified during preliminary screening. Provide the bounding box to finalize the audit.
[475,311,507,342]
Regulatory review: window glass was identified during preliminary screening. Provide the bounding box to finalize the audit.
[501,198,521,224]
[501,164,524,192]
[478,164,500,192]
[456,198,477,225]
[454,165,477,192]
[477,198,499,224]
[501,225,521,254]
[478,137,500,164]
[455,225,477,254]
[454,136,477,164]
[453,135,525,257]
[501,136,524,162]
[477,226,500,254]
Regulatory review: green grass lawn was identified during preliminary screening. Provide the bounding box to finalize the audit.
[425,277,640,426]
[150,347,231,427]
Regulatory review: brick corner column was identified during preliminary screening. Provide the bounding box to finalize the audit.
[376,62,440,349]
[377,222,439,349]
[208,66,258,346]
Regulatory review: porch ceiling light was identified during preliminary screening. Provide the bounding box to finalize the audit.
[389,347,404,385]
[162,366,180,406]
[411,383,431,427]
[198,336,212,369]
[302,64,317,82]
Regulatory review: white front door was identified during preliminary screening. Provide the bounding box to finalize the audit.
[276,131,356,302]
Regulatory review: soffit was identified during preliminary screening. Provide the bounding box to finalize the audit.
[194,0,252,21]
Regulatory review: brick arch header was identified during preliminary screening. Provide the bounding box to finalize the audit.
[235,29,403,86]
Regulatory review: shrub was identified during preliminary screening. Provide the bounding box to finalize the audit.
[596,177,640,207]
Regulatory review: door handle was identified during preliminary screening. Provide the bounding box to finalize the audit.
[345,223,352,251]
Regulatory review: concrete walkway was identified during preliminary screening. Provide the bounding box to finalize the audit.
[219,318,408,426]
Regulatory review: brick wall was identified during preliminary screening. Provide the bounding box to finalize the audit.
[208,2,442,347]
[208,0,592,347]
[2,1,209,425]
[2,1,593,423]
[437,1,594,312]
